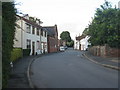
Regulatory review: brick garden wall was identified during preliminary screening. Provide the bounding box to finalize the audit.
[88,45,120,57]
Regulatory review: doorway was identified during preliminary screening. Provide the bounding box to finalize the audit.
[32,42,35,55]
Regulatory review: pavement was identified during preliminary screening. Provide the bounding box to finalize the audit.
[83,51,120,71]
[7,52,60,88]
[7,54,42,88]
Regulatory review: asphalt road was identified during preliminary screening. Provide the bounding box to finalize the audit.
[30,48,118,88]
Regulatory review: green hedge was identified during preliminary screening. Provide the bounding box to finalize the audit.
[2,2,17,88]
[10,48,23,62]
[23,49,31,56]
[10,48,31,62]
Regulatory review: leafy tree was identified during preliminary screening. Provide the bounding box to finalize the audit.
[66,40,74,47]
[60,31,71,42]
[60,31,74,47]
[82,27,89,36]
[85,1,120,48]
[2,2,17,88]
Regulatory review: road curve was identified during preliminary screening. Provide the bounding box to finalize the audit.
[30,48,118,88]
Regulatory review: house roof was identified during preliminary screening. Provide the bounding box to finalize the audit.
[76,35,86,40]
[16,15,42,28]
[42,25,58,37]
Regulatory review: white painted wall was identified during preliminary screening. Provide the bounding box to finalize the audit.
[74,36,90,50]
[41,31,48,53]
[80,36,90,50]
[74,38,80,50]
[14,19,22,48]
[14,16,42,55]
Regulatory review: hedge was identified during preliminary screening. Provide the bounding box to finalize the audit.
[23,49,31,56]
[10,48,23,62]
[2,2,17,88]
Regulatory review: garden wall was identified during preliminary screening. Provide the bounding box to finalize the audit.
[88,45,120,57]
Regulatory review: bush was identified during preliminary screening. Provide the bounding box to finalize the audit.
[10,48,23,62]
[2,2,17,88]
[23,49,31,56]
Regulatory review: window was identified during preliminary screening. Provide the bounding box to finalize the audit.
[32,26,35,34]
[45,31,47,37]
[36,28,39,36]
[26,23,31,33]
[26,39,31,49]
[41,29,43,36]
[37,41,40,49]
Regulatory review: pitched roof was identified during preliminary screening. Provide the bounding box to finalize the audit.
[76,35,86,40]
[42,25,58,37]
[16,15,42,28]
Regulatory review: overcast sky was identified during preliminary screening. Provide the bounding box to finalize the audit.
[15,0,119,40]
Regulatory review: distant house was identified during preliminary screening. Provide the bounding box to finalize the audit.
[59,40,66,46]
[74,39,80,50]
[80,36,91,50]
[14,14,47,55]
[74,35,90,50]
[42,25,58,53]
[58,39,61,51]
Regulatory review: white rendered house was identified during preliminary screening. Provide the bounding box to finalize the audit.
[74,38,80,50]
[74,35,90,50]
[80,36,90,50]
[14,14,47,55]
[40,28,48,53]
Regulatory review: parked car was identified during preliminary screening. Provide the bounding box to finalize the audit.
[64,46,68,50]
[60,46,65,51]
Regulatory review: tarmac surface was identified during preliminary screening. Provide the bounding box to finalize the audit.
[30,49,118,88]
[7,49,119,88]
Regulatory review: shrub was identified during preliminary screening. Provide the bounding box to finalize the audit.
[10,48,23,62]
[23,49,31,56]
[2,2,17,88]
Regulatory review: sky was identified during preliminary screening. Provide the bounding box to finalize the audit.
[15,0,119,40]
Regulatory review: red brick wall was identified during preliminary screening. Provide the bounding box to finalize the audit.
[89,45,120,57]
[47,36,58,53]
[107,47,120,57]
[58,39,60,51]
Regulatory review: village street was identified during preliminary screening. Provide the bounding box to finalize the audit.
[30,48,118,88]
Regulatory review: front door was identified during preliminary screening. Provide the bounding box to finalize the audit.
[32,42,35,55]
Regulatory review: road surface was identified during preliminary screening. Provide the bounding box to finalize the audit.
[30,48,118,88]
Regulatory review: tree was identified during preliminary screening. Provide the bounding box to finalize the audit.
[82,27,89,36]
[66,40,74,47]
[85,1,120,48]
[60,31,74,47]
[2,2,17,88]
[60,31,71,42]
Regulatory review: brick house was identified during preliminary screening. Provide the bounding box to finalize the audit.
[42,25,58,53]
